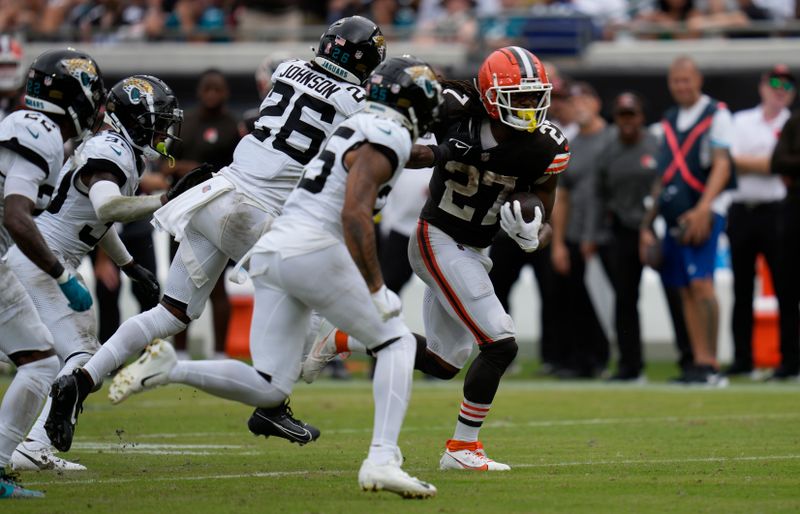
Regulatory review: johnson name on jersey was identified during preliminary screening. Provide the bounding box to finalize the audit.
[36,130,141,266]
[222,58,367,211]
[420,81,570,248]
[0,110,65,252]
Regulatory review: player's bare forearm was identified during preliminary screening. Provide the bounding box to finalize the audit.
[3,195,63,278]
[343,213,383,293]
[342,144,394,293]
[406,144,435,169]
[532,175,558,221]
[538,222,553,249]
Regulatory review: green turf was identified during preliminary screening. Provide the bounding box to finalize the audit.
[2,370,800,513]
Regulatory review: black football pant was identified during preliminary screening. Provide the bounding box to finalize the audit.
[728,201,798,371]
[597,223,644,375]
[553,241,610,375]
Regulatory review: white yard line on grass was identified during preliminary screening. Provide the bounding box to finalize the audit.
[25,454,800,487]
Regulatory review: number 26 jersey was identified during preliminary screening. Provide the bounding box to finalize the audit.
[420,82,570,249]
[222,58,366,212]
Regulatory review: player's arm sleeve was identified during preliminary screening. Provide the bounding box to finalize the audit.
[771,114,800,177]
[98,225,133,266]
[2,153,47,203]
[88,179,163,224]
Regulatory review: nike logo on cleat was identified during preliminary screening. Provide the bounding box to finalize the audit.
[140,373,161,387]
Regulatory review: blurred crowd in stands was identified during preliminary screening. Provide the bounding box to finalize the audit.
[0,0,797,44]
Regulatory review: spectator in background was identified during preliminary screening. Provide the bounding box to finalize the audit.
[632,0,701,38]
[164,0,230,42]
[544,62,578,141]
[550,81,610,378]
[688,0,771,36]
[414,0,478,45]
[234,0,304,40]
[169,68,241,358]
[0,35,23,121]
[726,65,796,378]
[640,56,733,386]
[587,92,659,382]
[769,77,800,380]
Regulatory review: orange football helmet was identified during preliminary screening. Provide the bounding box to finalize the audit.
[477,46,551,132]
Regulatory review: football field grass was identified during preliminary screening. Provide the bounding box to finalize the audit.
[3,367,800,513]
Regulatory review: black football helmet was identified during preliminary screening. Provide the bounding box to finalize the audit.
[104,75,183,160]
[314,16,386,85]
[24,48,105,140]
[364,56,443,139]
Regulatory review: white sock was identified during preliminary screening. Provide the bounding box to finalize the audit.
[367,333,415,466]
[344,333,367,354]
[452,398,491,443]
[84,305,186,385]
[0,355,58,467]
[25,352,95,448]
[168,359,286,407]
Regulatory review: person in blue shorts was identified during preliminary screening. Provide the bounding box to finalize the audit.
[640,56,734,386]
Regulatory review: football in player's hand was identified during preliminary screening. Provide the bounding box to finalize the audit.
[506,192,544,223]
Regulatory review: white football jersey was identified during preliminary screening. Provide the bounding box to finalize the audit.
[0,110,64,253]
[221,58,366,211]
[258,111,412,258]
[36,130,142,266]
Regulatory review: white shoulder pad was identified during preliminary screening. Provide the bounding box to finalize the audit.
[78,131,138,186]
[331,84,366,117]
[358,114,412,173]
[0,110,64,179]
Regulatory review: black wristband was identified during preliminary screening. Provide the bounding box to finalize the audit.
[427,144,448,167]
[48,261,65,280]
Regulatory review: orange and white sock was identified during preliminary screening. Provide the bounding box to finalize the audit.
[452,398,491,443]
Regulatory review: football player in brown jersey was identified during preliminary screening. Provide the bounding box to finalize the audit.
[304,46,570,471]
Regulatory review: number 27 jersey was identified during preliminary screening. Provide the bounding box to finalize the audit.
[421,83,570,248]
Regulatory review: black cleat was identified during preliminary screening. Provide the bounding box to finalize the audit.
[247,401,320,445]
[44,371,87,452]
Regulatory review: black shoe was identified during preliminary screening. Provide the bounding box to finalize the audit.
[768,366,800,381]
[723,362,753,376]
[607,369,646,383]
[672,365,729,387]
[44,370,87,452]
[248,401,320,445]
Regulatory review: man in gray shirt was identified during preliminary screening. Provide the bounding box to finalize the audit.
[551,82,610,378]
[587,92,659,381]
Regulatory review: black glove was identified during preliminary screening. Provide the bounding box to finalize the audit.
[121,262,160,306]
[428,122,482,166]
[165,163,216,202]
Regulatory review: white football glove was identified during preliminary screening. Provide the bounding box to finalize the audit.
[371,285,403,321]
[500,200,542,253]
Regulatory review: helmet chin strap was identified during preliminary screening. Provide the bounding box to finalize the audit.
[67,106,91,143]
